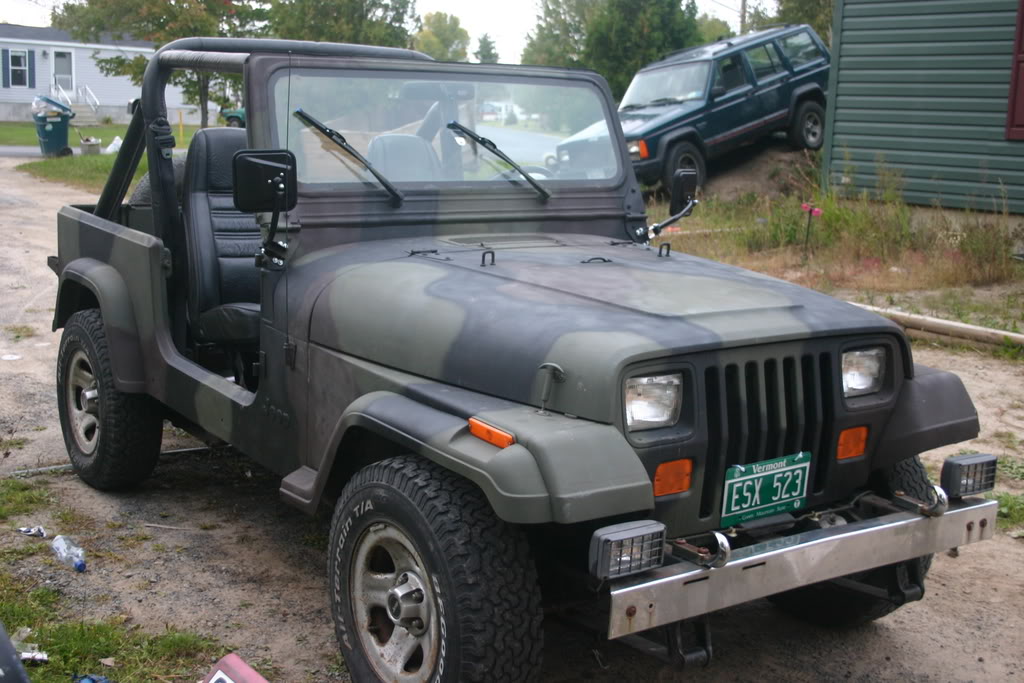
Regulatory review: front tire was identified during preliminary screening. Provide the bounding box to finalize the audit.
[789,100,826,150]
[769,456,934,627]
[225,117,243,128]
[57,309,162,489]
[664,141,706,197]
[329,456,543,682]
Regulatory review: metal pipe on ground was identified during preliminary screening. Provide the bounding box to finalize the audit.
[852,303,1024,348]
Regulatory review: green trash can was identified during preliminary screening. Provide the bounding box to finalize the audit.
[31,95,76,157]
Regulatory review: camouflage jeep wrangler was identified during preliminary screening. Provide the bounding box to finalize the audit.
[51,38,998,680]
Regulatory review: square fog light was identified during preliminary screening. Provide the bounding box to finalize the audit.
[589,520,666,580]
[941,453,997,498]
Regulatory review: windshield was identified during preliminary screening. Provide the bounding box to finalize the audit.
[269,68,621,188]
[620,61,710,108]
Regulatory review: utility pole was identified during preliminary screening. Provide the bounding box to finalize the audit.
[740,0,747,33]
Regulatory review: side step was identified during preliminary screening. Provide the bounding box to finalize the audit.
[280,466,318,513]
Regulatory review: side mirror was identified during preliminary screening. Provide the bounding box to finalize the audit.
[709,85,727,100]
[232,149,298,213]
[669,168,698,215]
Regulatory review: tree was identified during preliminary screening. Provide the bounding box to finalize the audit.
[413,12,470,61]
[269,0,417,47]
[52,0,266,128]
[696,12,734,44]
[474,33,499,63]
[583,0,701,99]
[777,0,834,44]
[520,0,601,68]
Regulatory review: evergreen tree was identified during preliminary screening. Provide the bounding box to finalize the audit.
[269,0,417,47]
[520,0,600,68]
[474,33,499,63]
[696,12,734,44]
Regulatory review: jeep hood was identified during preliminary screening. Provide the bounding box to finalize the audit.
[304,233,902,423]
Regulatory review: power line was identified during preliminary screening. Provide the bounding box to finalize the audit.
[707,0,741,14]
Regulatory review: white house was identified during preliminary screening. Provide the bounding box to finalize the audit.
[0,23,205,124]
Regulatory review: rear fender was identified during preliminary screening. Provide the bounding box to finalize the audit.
[53,258,146,392]
[298,391,654,524]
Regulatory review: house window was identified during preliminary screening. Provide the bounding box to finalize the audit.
[1008,0,1024,140]
[9,50,28,87]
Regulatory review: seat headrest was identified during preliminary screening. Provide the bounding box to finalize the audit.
[366,134,441,182]
[186,127,248,193]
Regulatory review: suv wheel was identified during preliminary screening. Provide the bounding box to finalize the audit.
[329,456,543,682]
[57,309,162,489]
[769,456,934,626]
[789,100,825,150]
[225,117,243,128]
[664,141,706,197]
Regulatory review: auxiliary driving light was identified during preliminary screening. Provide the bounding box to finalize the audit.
[940,453,997,499]
[589,520,666,580]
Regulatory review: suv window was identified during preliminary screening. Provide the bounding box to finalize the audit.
[778,32,824,68]
[712,55,748,94]
[744,44,786,81]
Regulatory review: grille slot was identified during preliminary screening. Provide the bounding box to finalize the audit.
[699,352,834,520]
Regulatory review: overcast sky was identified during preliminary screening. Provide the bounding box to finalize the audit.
[3,0,775,64]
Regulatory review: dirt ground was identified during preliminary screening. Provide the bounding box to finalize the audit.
[2,155,1023,682]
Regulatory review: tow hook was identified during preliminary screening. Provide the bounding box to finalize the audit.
[892,484,949,517]
[671,531,731,569]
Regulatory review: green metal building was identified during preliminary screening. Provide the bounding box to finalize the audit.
[821,0,1024,214]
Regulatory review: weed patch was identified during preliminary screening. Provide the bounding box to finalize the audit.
[0,479,50,521]
[0,570,221,681]
[1,437,28,453]
[998,457,1024,482]
[4,324,36,341]
[987,491,1024,530]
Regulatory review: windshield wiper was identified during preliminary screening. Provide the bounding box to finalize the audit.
[446,121,550,202]
[645,97,686,106]
[293,108,404,207]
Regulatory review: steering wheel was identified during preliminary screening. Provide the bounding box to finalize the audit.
[489,165,554,181]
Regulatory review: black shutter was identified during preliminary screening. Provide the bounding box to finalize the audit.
[2,49,9,89]
[28,50,35,89]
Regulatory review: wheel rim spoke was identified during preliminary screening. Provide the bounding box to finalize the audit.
[65,349,100,455]
[379,628,421,671]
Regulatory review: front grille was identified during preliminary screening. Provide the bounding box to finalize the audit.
[699,352,835,519]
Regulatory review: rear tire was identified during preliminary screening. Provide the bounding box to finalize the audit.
[329,455,543,682]
[769,456,934,627]
[664,141,706,198]
[226,117,243,128]
[789,100,825,150]
[57,309,162,489]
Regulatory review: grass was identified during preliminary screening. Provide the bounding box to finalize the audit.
[17,153,149,194]
[0,479,50,522]
[1,437,28,454]
[0,571,222,682]
[998,456,1024,482]
[987,491,1024,531]
[0,121,199,148]
[3,324,36,341]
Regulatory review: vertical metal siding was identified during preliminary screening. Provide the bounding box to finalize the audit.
[823,0,1024,214]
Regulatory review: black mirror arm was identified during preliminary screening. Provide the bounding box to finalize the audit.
[649,197,698,238]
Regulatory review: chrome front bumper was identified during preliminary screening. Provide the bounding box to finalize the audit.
[608,497,997,639]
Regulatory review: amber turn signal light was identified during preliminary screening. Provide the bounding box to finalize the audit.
[654,458,692,496]
[468,418,515,449]
[837,426,868,460]
[638,139,650,159]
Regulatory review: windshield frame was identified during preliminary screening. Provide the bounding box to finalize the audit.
[248,55,629,200]
[619,60,712,110]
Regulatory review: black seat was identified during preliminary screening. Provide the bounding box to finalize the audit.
[182,128,262,344]
[367,134,442,182]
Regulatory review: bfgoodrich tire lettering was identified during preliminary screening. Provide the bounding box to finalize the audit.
[329,455,543,682]
[56,309,162,489]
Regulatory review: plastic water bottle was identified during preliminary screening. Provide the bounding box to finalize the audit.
[51,535,86,572]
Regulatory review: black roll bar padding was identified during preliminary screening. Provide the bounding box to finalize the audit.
[94,105,147,221]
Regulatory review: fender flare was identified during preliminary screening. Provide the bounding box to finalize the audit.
[788,83,825,124]
[656,127,706,166]
[53,258,146,392]
[295,391,654,524]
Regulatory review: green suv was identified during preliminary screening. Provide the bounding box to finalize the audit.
[558,24,830,190]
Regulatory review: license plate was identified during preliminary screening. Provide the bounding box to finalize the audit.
[721,452,810,527]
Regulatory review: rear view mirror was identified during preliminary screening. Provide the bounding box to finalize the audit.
[232,149,298,213]
[669,169,698,215]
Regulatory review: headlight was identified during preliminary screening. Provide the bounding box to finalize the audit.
[625,373,681,430]
[842,348,886,397]
[626,139,648,161]
[558,149,571,162]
